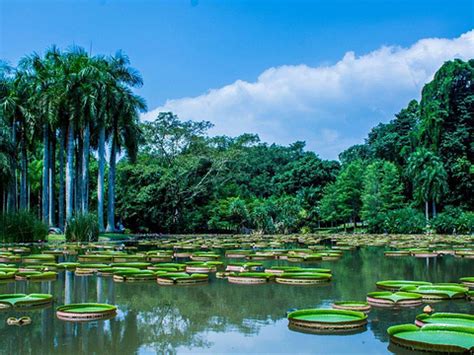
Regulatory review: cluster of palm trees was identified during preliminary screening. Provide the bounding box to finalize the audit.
[1,46,146,232]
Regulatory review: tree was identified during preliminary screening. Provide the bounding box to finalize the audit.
[361,160,404,232]
[334,160,364,230]
[419,59,474,208]
[407,148,448,223]
[106,85,145,232]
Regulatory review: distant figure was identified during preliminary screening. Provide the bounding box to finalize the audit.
[116,220,125,234]
[423,305,434,314]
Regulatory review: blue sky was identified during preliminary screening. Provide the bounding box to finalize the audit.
[1,0,473,159]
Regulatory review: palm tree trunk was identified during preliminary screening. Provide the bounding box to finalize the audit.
[7,121,17,212]
[432,201,436,218]
[42,123,50,223]
[65,122,75,221]
[48,134,56,226]
[97,126,106,232]
[75,139,82,212]
[106,135,116,232]
[58,126,66,229]
[19,130,28,210]
[425,200,429,223]
[82,125,90,212]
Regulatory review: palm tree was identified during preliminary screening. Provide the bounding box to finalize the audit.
[0,64,35,212]
[96,51,143,232]
[106,84,145,232]
[407,148,448,223]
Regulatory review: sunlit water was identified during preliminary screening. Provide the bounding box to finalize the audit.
[0,247,472,354]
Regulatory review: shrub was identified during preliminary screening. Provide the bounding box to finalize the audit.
[365,213,388,233]
[384,207,426,234]
[457,211,474,234]
[431,206,461,234]
[0,211,48,243]
[65,213,99,242]
[431,207,474,234]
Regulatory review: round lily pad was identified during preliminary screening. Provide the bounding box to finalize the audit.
[288,308,367,333]
[56,303,117,321]
[388,324,474,353]
[376,280,432,291]
[367,291,423,306]
[332,301,371,313]
[415,313,474,328]
[0,293,53,308]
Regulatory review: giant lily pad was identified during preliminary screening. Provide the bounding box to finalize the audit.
[388,324,474,353]
[415,313,474,328]
[376,280,431,291]
[401,285,468,300]
[0,293,53,308]
[288,308,367,333]
[367,291,422,306]
[56,303,117,321]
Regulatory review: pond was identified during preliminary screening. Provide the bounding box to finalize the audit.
[0,247,472,354]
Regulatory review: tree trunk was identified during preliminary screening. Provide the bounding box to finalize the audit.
[48,134,56,226]
[42,123,50,223]
[425,200,429,223]
[7,121,17,212]
[58,126,66,230]
[65,122,75,221]
[82,124,90,213]
[106,135,116,232]
[432,201,436,218]
[97,126,106,232]
[75,138,82,213]
[19,130,28,210]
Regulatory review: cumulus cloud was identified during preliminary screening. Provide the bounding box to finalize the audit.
[143,30,474,159]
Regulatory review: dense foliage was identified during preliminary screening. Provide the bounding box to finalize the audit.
[0,211,48,242]
[1,46,473,236]
[0,47,145,234]
[115,113,339,233]
[321,59,473,234]
[65,212,99,242]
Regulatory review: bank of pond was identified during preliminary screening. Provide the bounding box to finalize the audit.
[1,233,473,353]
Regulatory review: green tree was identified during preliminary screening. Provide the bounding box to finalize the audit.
[406,148,448,223]
[361,160,404,232]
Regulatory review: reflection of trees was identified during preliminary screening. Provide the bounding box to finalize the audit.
[0,248,472,353]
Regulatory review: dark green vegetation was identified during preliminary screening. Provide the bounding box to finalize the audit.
[2,47,473,237]
[1,47,145,240]
[0,211,48,242]
[65,213,99,243]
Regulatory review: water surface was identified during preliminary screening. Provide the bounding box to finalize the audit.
[1,247,472,354]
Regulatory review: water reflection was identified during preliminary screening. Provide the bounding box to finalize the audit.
[0,247,472,354]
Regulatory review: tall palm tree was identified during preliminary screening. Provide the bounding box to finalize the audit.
[106,84,145,232]
[0,65,35,212]
[407,148,448,223]
[96,51,143,232]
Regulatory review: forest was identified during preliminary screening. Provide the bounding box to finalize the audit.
[1,47,473,239]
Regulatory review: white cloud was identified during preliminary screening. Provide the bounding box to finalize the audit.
[143,30,474,160]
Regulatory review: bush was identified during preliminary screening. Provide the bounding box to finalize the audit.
[365,213,388,233]
[431,207,474,234]
[65,213,99,242]
[431,206,461,234]
[0,211,48,243]
[384,207,426,234]
[456,211,474,234]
